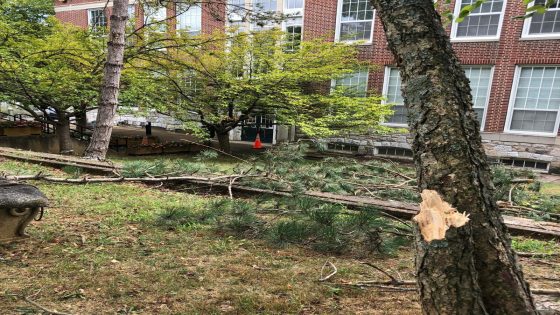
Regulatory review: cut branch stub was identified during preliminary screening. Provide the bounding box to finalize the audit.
[413,190,470,242]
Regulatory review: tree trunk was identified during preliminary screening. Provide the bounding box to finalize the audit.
[216,132,231,153]
[370,0,537,314]
[76,110,88,129]
[83,0,128,160]
[56,112,73,155]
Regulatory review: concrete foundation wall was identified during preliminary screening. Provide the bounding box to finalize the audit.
[0,135,86,155]
[323,132,560,173]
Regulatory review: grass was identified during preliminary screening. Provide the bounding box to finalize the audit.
[1,159,559,314]
[0,160,421,314]
[512,238,560,254]
[542,182,560,196]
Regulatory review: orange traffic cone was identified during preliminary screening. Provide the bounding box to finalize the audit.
[253,133,263,149]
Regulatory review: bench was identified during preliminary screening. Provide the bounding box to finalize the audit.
[0,180,48,242]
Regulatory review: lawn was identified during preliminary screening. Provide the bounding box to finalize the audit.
[1,158,559,314]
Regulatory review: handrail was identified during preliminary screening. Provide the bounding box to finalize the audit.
[0,110,92,141]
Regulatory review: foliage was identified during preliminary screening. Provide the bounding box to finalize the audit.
[131,28,391,146]
[196,197,412,255]
[492,166,560,217]
[512,237,560,254]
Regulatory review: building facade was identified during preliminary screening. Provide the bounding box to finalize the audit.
[54,0,560,172]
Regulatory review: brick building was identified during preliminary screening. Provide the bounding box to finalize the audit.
[54,0,560,172]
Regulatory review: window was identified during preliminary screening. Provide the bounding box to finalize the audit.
[328,142,360,152]
[285,0,304,12]
[523,0,560,38]
[88,9,107,30]
[451,0,506,41]
[177,4,202,35]
[464,66,493,129]
[500,159,549,172]
[285,17,302,51]
[506,66,560,135]
[383,66,493,128]
[376,146,413,158]
[333,69,369,97]
[228,0,245,21]
[383,67,407,125]
[128,4,135,19]
[336,0,375,42]
[252,0,278,30]
[144,4,167,31]
[254,0,277,12]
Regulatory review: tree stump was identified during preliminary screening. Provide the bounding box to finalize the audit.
[0,180,47,242]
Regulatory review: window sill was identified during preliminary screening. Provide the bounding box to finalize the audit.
[520,35,560,41]
[382,123,408,128]
[335,39,373,46]
[504,130,559,138]
[450,37,500,43]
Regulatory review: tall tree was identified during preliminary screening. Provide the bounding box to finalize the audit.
[369,0,536,314]
[83,0,129,160]
[137,29,390,152]
[0,1,103,154]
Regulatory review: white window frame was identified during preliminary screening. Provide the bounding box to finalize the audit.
[450,0,507,42]
[250,0,281,31]
[143,4,167,31]
[330,69,370,97]
[176,4,202,35]
[283,16,304,51]
[504,65,560,137]
[381,66,408,127]
[87,8,107,29]
[284,0,305,15]
[463,65,494,131]
[521,0,560,40]
[335,0,375,44]
[381,66,494,130]
[227,0,245,22]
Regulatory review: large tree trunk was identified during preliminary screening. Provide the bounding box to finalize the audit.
[83,0,128,160]
[216,131,231,153]
[370,0,537,314]
[55,112,73,155]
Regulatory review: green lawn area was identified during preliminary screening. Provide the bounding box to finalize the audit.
[1,158,558,314]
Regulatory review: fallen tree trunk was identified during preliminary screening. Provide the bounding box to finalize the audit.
[5,174,559,239]
[4,174,260,184]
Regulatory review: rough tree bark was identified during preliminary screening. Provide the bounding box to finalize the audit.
[369,0,537,314]
[55,111,73,155]
[83,0,128,160]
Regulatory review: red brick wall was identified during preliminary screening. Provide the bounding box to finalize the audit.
[55,9,89,28]
[303,0,560,134]
[55,0,560,135]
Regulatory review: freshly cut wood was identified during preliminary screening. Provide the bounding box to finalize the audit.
[413,190,470,242]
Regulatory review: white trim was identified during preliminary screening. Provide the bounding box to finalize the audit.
[87,7,106,28]
[504,65,560,137]
[381,66,408,127]
[334,0,375,44]
[521,1,560,39]
[330,68,370,96]
[463,65,494,131]
[381,65,495,130]
[283,0,304,15]
[55,0,136,12]
[450,0,507,42]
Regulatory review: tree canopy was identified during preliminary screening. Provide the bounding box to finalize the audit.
[130,28,390,151]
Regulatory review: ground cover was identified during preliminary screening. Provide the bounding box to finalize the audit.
[0,156,558,314]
